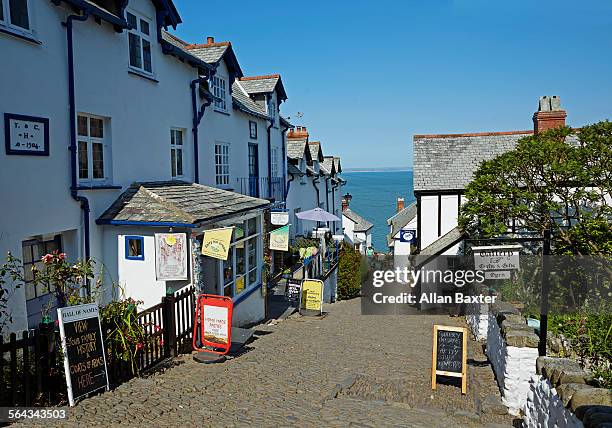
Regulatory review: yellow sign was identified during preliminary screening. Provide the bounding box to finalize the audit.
[300,279,324,313]
[269,225,289,251]
[236,275,245,293]
[201,227,234,260]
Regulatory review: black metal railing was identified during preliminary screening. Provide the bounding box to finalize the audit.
[236,177,285,201]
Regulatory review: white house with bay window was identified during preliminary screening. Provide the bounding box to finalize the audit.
[0,0,285,333]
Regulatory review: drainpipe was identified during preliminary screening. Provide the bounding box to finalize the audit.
[331,180,339,233]
[266,118,274,199]
[285,173,295,200]
[312,175,321,229]
[325,176,330,229]
[190,77,212,183]
[281,126,289,202]
[64,12,91,263]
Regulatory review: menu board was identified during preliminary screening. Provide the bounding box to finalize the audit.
[58,303,109,406]
[299,279,324,316]
[431,325,467,394]
[285,279,301,305]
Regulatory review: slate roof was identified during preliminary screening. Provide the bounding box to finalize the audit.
[238,75,287,101]
[287,139,308,160]
[232,82,269,119]
[188,43,229,64]
[343,209,373,232]
[386,202,417,245]
[97,181,269,226]
[321,157,336,175]
[160,31,216,73]
[333,157,342,173]
[308,142,324,162]
[287,163,304,176]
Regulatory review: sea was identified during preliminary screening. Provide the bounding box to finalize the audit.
[342,169,415,252]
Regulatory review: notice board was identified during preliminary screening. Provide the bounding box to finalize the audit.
[57,303,109,406]
[431,325,467,394]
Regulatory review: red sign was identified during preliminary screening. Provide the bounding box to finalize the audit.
[192,294,233,355]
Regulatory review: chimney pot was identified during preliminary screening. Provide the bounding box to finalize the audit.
[533,96,566,134]
[207,36,214,44]
[397,197,405,213]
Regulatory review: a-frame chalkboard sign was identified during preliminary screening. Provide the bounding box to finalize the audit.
[431,325,468,394]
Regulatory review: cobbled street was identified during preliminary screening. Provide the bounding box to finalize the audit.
[24,299,516,427]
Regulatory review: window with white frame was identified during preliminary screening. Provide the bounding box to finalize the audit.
[170,128,184,178]
[215,143,230,186]
[211,76,227,111]
[0,0,31,33]
[271,148,278,178]
[77,114,108,183]
[221,217,260,298]
[126,11,152,74]
[22,235,62,301]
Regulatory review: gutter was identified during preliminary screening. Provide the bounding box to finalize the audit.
[64,12,91,262]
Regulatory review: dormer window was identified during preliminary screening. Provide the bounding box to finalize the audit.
[211,76,227,111]
[0,0,31,33]
[127,11,152,75]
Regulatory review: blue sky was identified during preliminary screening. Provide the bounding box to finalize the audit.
[171,0,612,169]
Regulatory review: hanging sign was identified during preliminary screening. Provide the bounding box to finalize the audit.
[57,303,109,406]
[192,294,233,355]
[270,211,289,226]
[484,271,511,280]
[300,279,324,316]
[431,325,467,395]
[399,229,417,244]
[285,278,301,304]
[4,113,50,156]
[472,245,521,271]
[201,227,234,260]
[269,225,289,251]
[155,233,188,280]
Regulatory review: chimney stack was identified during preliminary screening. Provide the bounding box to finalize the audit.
[207,36,214,44]
[287,126,309,140]
[397,197,405,213]
[533,96,566,134]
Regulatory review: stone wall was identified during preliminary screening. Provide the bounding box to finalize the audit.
[465,301,489,341]
[484,302,540,415]
[523,357,612,428]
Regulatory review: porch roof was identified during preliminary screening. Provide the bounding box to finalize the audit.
[97,181,269,227]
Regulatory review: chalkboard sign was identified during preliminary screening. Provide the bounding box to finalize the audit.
[431,325,467,394]
[285,279,301,305]
[58,303,109,406]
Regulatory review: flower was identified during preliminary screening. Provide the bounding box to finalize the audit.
[41,254,53,264]
[154,325,161,332]
[159,339,164,346]
[58,253,66,260]
[136,342,143,350]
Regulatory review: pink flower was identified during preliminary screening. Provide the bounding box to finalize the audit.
[54,320,59,326]
[136,343,143,350]
[41,254,53,264]
[159,339,164,346]
[154,325,161,332]
[58,253,66,260]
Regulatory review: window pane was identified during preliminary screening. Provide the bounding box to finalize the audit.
[128,238,142,257]
[223,284,233,298]
[9,0,29,30]
[22,245,32,264]
[171,149,176,177]
[89,118,103,138]
[139,18,149,35]
[31,243,41,261]
[234,223,245,241]
[92,143,104,179]
[247,218,257,236]
[78,141,88,179]
[129,33,142,69]
[223,250,233,286]
[248,238,257,268]
[142,39,152,72]
[248,268,257,286]
[24,267,34,283]
[78,116,88,136]
[25,283,36,300]
[175,130,183,145]
[235,241,245,276]
[126,12,136,28]
[176,149,183,176]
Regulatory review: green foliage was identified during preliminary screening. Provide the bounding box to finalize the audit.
[548,312,612,389]
[100,297,147,376]
[0,252,24,332]
[337,242,362,300]
[459,122,612,255]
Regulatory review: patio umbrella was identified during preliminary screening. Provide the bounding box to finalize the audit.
[295,207,341,222]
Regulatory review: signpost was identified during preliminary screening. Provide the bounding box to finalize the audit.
[399,229,417,244]
[472,245,521,271]
[192,294,233,356]
[57,303,109,406]
[299,279,324,316]
[270,211,289,226]
[431,325,467,395]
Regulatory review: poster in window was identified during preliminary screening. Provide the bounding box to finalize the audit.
[155,233,188,280]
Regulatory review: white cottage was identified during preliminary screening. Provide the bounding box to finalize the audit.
[387,198,417,263]
[341,196,373,254]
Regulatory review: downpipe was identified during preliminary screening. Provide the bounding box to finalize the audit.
[190,77,212,183]
[266,119,273,199]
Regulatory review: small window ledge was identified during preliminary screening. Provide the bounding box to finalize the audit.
[0,26,42,44]
[128,69,159,83]
[74,185,122,191]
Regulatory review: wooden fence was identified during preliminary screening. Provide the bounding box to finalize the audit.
[0,285,196,406]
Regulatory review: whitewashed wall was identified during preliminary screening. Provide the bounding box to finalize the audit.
[523,376,583,428]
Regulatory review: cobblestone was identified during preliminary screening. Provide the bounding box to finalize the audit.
[20,299,516,427]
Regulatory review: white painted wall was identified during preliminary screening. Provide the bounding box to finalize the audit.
[523,376,584,428]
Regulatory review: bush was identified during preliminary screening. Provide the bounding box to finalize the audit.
[337,242,362,300]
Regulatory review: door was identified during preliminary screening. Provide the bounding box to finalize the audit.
[248,144,259,197]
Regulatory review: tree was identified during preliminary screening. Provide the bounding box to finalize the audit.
[337,242,362,300]
[458,121,612,255]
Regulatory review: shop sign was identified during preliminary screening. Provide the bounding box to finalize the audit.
[300,279,324,316]
[201,227,234,260]
[270,211,289,226]
[193,294,233,355]
[472,245,521,271]
[155,233,188,280]
[269,225,289,251]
